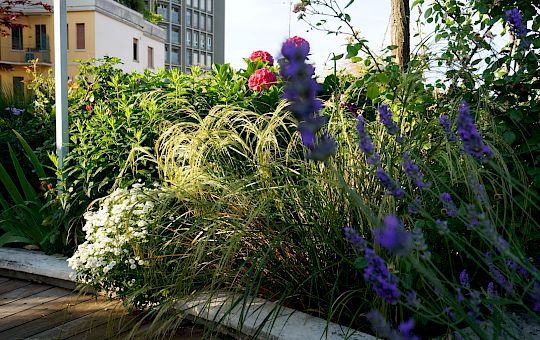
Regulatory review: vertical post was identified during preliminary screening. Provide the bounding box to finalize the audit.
[54,0,68,181]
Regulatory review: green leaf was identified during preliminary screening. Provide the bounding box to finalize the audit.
[0,160,24,205]
[366,83,380,100]
[344,0,355,9]
[8,144,37,201]
[13,130,46,179]
[0,232,34,247]
[331,53,344,61]
[354,257,368,270]
[503,131,517,145]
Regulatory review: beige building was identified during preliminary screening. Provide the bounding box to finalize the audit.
[0,0,165,96]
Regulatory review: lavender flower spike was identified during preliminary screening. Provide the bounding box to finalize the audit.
[378,104,399,135]
[375,215,413,256]
[505,8,527,39]
[402,152,431,189]
[440,192,458,217]
[363,248,400,304]
[456,101,493,162]
[356,115,375,154]
[343,227,366,251]
[439,114,457,142]
[376,168,405,198]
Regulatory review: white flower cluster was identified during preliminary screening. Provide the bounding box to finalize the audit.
[68,183,168,293]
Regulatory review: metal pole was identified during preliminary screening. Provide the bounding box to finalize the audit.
[54,0,68,182]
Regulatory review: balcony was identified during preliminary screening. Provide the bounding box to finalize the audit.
[0,48,51,66]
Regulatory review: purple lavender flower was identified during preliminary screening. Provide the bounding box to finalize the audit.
[402,152,431,189]
[440,192,458,217]
[505,8,527,39]
[356,115,375,154]
[412,227,431,260]
[467,173,488,205]
[343,227,366,251]
[439,114,457,142]
[367,153,381,165]
[456,101,493,162]
[405,290,420,308]
[280,38,336,161]
[460,269,470,288]
[366,310,419,340]
[5,107,25,116]
[407,197,422,215]
[489,264,513,293]
[378,104,399,135]
[435,219,449,234]
[457,287,465,302]
[363,248,400,304]
[376,168,405,198]
[374,215,413,256]
[465,204,480,230]
[487,282,497,297]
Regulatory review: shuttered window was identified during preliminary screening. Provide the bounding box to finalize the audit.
[76,23,85,49]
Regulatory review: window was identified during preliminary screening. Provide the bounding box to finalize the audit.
[200,33,205,49]
[200,14,205,30]
[193,12,198,29]
[207,16,212,31]
[186,10,192,27]
[193,32,198,48]
[200,0,205,11]
[157,3,168,18]
[172,28,180,45]
[207,36,212,50]
[148,47,154,68]
[206,54,212,67]
[186,0,191,5]
[12,26,23,50]
[76,23,85,49]
[193,0,198,8]
[207,0,212,12]
[192,51,199,65]
[172,6,179,24]
[35,25,46,50]
[186,50,192,66]
[171,47,180,65]
[13,77,24,99]
[186,30,192,46]
[133,38,139,61]
[165,45,169,63]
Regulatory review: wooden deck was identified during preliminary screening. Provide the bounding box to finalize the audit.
[0,276,206,339]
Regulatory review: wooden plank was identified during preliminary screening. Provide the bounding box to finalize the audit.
[0,282,52,307]
[0,278,30,295]
[28,303,125,340]
[0,293,100,337]
[0,286,73,320]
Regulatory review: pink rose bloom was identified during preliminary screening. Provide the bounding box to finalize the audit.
[248,68,277,91]
[249,50,274,64]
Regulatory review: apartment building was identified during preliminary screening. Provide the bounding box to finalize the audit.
[0,0,165,96]
[148,0,224,72]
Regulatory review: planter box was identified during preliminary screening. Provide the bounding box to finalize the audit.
[0,247,374,340]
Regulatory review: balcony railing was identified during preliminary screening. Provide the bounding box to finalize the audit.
[0,48,51,65]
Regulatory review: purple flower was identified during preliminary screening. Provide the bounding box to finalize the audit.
[439,114,457,142]
[489,264,513,293]
[402,152,431,189]
[457,287,465,302]
[376,168,405,198]
[280,38,336,162]
[363,248,400,304]
[343,227,366,251]
[505,8,527,39]
[487,281,497,297]
[356,115,375,155]
[456,101,493,162]
[378,104,399,135]
[405,290,420,308]
[412,227,431,260]
[460,269,470,288]
[440,192,458,217]
[366,310,419,340]
[407,197,422,215]
[435,219,449,234]
[375,215,413,256]
[367,153,381,165]
[467,173,488,205]
[398,319,419,340]
[5,107,25,116]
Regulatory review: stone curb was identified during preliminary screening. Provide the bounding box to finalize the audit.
[0,248,375,340]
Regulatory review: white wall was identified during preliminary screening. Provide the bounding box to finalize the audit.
[94,12,164,72]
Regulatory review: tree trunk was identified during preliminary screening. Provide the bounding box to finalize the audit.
[390,0,410,70]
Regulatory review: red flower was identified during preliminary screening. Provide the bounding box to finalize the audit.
[249,50,274,64]
[248,68,277,91]
[283,36,310,54]
[47,183,53,190]
[85,104,92,111]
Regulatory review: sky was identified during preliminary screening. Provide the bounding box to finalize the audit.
[224,1,392,72]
